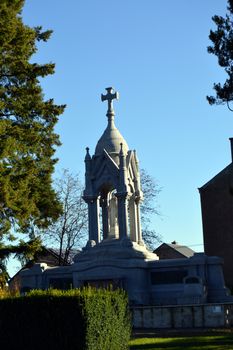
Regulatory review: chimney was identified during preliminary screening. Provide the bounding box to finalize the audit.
[171,240,177,245]
[229,138,233,163]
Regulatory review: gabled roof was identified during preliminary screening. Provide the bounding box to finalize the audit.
[199,163,233,191]
[8,247,80,282]
[165,243,194,257]
[154,242,195,258]
[47,248,80,265]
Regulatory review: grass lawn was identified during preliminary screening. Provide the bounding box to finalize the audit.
[129,331,233,350]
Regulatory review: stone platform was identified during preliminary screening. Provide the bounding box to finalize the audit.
[19,240,233,306]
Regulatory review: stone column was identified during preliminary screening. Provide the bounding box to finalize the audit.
[101,197,109,240]
[136,199,143,244]
[129,196,138,242]
[86,196,100,243]
[109,194,119,238]
[117,193,128,239]
[117,143,129,239]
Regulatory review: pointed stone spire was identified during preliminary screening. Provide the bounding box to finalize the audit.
[119,142,124,156]
[85,147,91,161]
[84,147,92,194]
[229,138,233,163]
[119,143,127,193]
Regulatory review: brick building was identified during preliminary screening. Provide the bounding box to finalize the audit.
[199,138,233,288]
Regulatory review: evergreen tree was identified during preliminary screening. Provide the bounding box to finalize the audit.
[0,0,65,274]
[207,0,233,110]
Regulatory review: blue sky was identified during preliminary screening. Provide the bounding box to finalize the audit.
[8,0,232,274]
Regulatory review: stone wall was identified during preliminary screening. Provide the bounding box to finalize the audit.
[132,303,233,329]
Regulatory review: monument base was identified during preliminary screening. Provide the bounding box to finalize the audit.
[73,237,159,263]
[19,241,233,306]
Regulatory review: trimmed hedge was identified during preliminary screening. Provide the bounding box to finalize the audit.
[0,288,131,350]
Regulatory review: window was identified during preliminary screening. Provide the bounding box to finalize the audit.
[151,270,187,285]
[49,277,73,290]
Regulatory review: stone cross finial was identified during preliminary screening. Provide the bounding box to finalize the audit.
[101,87,119,118]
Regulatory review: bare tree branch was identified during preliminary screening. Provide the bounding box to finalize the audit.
[42,169,88,265]
[140,168,162,250]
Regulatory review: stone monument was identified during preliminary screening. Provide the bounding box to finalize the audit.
[19,87,233,306]
[83,87,146,246]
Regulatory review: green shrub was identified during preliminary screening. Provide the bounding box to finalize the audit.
[83,288,131,350]
[0,288,131,350]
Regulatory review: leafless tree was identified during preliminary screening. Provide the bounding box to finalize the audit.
[43,169,88,265]
[140,168,162,250]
